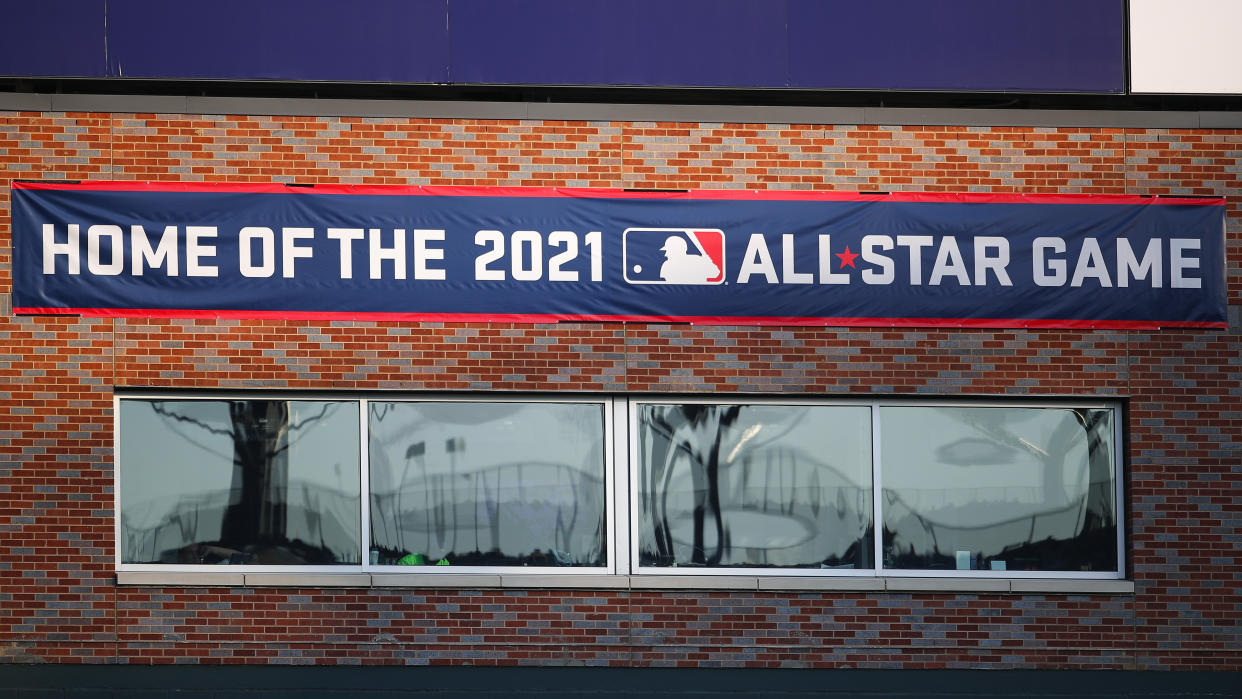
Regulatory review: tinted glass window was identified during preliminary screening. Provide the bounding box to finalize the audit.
[120,399,361,564]
[636,404,873,569]
[880,406,1117,572]
[368,401,607,567]
[118,396,1121,577]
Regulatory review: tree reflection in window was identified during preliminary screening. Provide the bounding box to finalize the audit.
[637,404,873,569]
[880,407,1117,572]
[368,401,607,567]
[120,400,361,564]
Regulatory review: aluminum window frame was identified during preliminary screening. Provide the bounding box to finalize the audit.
[627,396,879,577]
[627,396,1125,580]
[114,392,618,576]
[114,392,368,574]
[361,395,617,576]
[872,398,1125,580]
[115,393,1125,580]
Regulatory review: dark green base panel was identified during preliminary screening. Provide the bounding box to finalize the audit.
[1,666,1240,698]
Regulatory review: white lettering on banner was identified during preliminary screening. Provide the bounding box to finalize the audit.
[474,230,506,280]
[861,235,894,285]
[86,225,125,276]
[895,235,933,284]
[782,234,813,285]
[131,225,179,277]
[282,227,315,279]
[740,234,851,284]
[510,231,543,281]
[1034,236,1201,289]
[327,228,364,279]
[735,234,1028,286]
[239,227,275,278]
[928,236,969,286]
[1071,238,1112,287]
[42,223,80,275]
[1171,239,1201,289]
[1117,238,1162,288]
[413,229,447,281]
[44,223,192,277]
[547,231,578,282]
[184,226,218,277]
[974,237,1012,286]
[584,231,603,282]
[817,235,850,284]
[474,229,600,282]
[739,233,1005,286]
[369,228,405,280]
[737,234,778,283]
[1034,237,1067,286]
[32,221,1205,294]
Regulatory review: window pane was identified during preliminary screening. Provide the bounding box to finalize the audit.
[368,402,607,567]
[880,406,1117,572]
[636,404,873,569]
[120,400,361,564]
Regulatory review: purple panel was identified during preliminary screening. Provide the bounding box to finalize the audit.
[787,0,1124,92]
[0,0,1125,92]
[0,0,106,77]
[105,0,450,82]
[447,0,790,87]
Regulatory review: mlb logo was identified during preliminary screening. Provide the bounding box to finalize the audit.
[622,228,726,285]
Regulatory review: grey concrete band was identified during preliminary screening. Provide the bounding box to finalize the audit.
[3,91,1241,128]
[115,571,1137,594]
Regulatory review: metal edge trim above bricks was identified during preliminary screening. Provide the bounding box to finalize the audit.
[114,572,1136,594]
[3,92,1241,128]
[115,571,246,587]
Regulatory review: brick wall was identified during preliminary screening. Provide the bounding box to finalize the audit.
[1,111,1239,670]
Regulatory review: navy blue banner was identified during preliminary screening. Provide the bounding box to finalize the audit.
[10,182,1226,329]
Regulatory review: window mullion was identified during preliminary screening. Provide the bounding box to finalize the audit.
[871,402,884,576]
[360,398,372,570]
[610,397,631,576]
[1115,408,1126,578]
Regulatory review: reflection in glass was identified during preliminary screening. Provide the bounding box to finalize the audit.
[637,404,872,569]
[120,400,361,564]
[880,407,1116,572]
[368,402,606,567]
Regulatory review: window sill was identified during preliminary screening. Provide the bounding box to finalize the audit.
[114,572,1135,595]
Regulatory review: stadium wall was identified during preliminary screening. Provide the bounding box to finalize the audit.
[0,102,1239,678]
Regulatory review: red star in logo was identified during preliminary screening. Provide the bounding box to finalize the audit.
[836,245,859,269]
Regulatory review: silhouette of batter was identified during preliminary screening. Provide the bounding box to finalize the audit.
[659,236,720,283]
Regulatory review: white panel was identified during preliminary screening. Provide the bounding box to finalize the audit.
[1131,0,1242,94]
